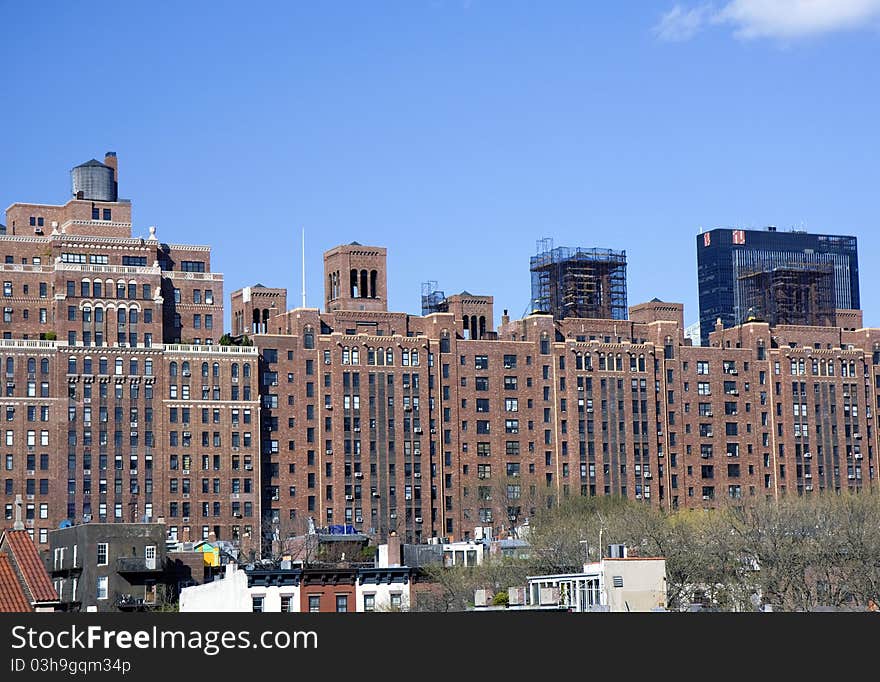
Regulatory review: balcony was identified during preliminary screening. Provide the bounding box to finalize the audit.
[116,557,160,574]
[115,592,158,610]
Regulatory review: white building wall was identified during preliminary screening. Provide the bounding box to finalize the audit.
[179,564,252,612]
[180,564,302,612]
[247,585,301,612]
[355,581,410,612]
[593,559,667,612]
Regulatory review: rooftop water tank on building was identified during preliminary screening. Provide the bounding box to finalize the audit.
[71,153,117,201]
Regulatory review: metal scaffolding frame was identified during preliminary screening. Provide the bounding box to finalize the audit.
[737,262,836,327]
[529,238,628,320]
[421,281,448,316]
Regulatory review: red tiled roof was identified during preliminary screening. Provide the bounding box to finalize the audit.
[1,530,57,603]
[0,555,32,612]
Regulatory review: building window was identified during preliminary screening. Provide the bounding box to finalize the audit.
[335,595,348,612]
[96,542,108,566]
[252,596,264,612]
[363,594,375,611]
[96,576,108,600]
[280,595,294,612]
[308,595,320,612]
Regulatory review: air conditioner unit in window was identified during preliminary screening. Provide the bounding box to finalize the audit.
[182,469,190,475]
[232,493,239,499]
[26,494,34,500]
[244,464,253,470]
[414,472,421,478]
[324,359,331,365]
[848,474,856,479]
[182,371,191,377]
[371,492,379,497]
[413,427,422,434]
[702,495,711,500]
[854,433,862,439]
[415,517,423,523]
[325,449,333,455]
[182,517,190,522]
[354,472,363,478]
[578,386,584,391]
[805,484,813,491]
[804,473,812,479]
[855,453,863,459]
[389,512,396,518]
[353,427,360,432]
[430,428,436,434]
[355,517,363,523]
[644,490,651,498]
[345,495,353,501]
[183,493,189,498]
[644,472,651,479]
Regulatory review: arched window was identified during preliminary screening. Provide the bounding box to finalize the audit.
[115,357,124,375]
[479,316,486,339]
[83,357,93,374]
[303,328,314,349]
[243,363,251,378]
[213,362,220,377]
[350,269,358,298]
[370,270,377,298]
[202,362,209,377]
[145,358,153,376]
[386,349,394,366]
[99,357,108,374]
[68,356,77,374]
[360,270,368,299]
[93,280,102,298]
[351,348,359,365]
[231,363,239,378]
[117,308,126,324]
[129,309,138,324]
[170,361,178,377]
[182,361,190,376]
[27,357,36,373]
[40,358,49,374]
[376,348,384,366]
[5,357,12,375]
[342,347,350,365]
[411,350,419,366]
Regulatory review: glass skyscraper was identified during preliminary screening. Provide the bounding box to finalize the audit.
[696,227,859,346]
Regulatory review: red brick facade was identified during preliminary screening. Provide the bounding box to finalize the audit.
[248,259,880,546]
[4,153,878,556]
[1,155,258,549]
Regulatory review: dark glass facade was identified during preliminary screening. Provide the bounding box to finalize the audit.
[696,227,859,346]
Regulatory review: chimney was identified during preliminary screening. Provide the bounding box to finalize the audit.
[501,309,509,326]
[386,533,401,567]
[13,494,24,531]
[104,152,118,183]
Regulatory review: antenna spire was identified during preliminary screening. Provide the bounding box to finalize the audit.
[301,228,306,309]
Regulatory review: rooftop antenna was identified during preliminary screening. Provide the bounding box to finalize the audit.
[301,228,306,309]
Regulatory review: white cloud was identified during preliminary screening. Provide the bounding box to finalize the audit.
[655,0,880,41]
[654,4,713,41]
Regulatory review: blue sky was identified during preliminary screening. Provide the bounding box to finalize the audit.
[2,1,878,330]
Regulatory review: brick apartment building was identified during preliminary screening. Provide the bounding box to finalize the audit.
[3,154,879,555]
[237,242,880,547]
[1,154,260,549]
